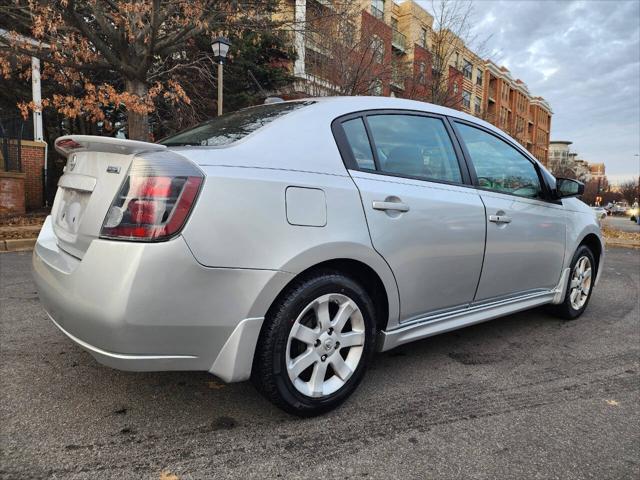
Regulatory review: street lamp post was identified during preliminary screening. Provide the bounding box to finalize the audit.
[211,36,231,116]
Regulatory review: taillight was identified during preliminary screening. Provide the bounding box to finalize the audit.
[100,153,203,241]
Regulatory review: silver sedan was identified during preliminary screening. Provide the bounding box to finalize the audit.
[33,97,603,416]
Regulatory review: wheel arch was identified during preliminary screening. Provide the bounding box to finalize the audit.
[270,258,393,333]
[578,232,604,280]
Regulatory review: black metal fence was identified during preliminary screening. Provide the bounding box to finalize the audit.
[0,117,33,172]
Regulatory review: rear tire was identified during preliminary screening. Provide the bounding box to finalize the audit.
[252,270,376,417]
[548,245,596,320]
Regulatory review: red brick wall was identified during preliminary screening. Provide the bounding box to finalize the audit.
[404,45,432,99]
[0,172,26,215]
[20,142,46,210]
[361,10,393,96]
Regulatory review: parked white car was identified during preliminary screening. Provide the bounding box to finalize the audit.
[592,206,608,221]
[33,97,603,416]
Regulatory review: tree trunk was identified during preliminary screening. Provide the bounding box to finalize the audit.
[125,79,149,141]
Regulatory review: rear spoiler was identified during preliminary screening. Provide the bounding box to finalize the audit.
[54,135,166,158]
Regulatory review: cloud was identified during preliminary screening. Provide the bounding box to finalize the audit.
[417,0,640,181]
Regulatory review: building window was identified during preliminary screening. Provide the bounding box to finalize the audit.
[370,78,383,95]
[421,27,428,49]
[453,82,459,94]
[476,69,483,86]
[463,60,472,80]
[462,90,471,108]
[343,22,355,46]
[432,54,442,77]
[371,35,384,63]
[418,62,426,84]
[371,0,384,20]
[474,97,481,114]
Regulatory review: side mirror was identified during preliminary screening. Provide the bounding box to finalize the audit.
[556,178,585,198]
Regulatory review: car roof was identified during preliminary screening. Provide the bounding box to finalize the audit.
[176,96,545,176]
[289,96,498,130]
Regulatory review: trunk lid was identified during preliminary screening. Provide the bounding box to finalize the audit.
[52,136,166,258]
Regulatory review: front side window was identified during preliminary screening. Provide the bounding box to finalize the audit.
[455,122,542,199]
[366,114,462,183]
[159,102,314,147]
[342,118,375,170]
[476,69,483,86]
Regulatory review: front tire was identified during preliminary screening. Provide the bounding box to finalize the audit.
[549,245,596,320]
[252,271,376,417]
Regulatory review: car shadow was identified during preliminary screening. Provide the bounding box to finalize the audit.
[45,304,568,431]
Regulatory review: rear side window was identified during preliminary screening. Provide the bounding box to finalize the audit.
[342,118,375,170]
[455,122,542,199]
[159,101,314,147]
[367,114,462,183]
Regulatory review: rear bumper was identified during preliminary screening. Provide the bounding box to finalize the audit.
[32,216,293,381]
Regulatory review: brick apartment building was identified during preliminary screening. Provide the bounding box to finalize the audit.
[483,61,552,163]
[275,0,553,165]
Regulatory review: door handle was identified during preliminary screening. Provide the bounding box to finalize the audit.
[372,201,410,212]
[489,214,512,224]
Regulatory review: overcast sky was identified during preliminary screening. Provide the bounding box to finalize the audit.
[417,0,640,184]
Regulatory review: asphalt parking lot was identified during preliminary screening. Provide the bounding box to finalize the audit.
[1,248,638,480]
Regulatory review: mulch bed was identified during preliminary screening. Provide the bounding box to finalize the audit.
[602,226,640,242]
[0,212,49,240]
[0,212,49,227]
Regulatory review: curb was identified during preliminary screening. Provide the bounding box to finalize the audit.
[0,238,37,252]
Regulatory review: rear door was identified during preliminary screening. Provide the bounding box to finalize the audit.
[451,121,566,302]
[334,111,486,323]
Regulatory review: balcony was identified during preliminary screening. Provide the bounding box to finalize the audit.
[370,5,384,20]
[392,29,406,52]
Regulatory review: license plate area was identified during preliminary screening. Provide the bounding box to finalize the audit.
[55,188,92,235]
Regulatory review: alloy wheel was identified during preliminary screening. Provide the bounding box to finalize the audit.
[285,293,365,398]
[569,256,592,310]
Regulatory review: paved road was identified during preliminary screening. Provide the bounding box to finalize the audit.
[603,215,640,233]
[1,249,639,480]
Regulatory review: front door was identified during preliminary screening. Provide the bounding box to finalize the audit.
[453,121,566,302]
[337,112,486,322]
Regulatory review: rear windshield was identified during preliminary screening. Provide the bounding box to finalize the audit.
[159,101,314,147]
